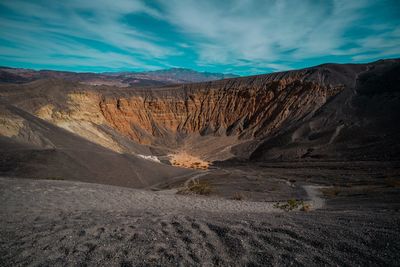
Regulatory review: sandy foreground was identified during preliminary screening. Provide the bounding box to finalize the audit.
[1,177,400,266]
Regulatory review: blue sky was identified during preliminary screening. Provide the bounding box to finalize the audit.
[0,0,399,75]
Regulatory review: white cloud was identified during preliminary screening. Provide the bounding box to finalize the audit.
[158,0,399,67]
[0,0,176,70]
[0,0,398,73]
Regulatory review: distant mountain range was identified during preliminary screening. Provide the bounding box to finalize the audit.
[105,68,238,83]
[0,66,239,87]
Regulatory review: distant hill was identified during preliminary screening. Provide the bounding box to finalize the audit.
[137,68,239,83]
[0,66,239,87]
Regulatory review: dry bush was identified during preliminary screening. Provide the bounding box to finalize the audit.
[274,199,304,211]
[274,199,311,212]
[177,180,213,195]
[232,192,245,201]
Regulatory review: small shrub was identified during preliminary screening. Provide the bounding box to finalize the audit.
[232,192,245,201]
[274,199,304,211]
[177,180,213,195]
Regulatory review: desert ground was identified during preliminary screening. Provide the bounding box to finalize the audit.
[1,160,400,266]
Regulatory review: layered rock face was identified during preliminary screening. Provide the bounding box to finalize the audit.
[1,59,399,163]
[98,68,345,148]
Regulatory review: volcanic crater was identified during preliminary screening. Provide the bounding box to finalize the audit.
[1,60,400,266]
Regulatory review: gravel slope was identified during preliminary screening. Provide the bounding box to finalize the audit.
[1,177,400,266]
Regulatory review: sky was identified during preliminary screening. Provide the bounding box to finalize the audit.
[0,0,399,75]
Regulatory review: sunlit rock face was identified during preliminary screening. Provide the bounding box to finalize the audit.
[1,59,399,162]
[98,75,342,146]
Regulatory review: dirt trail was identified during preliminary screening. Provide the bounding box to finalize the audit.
[302,185,326,210]
[183,171,210,187]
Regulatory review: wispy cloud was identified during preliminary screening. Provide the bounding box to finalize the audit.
[158,0,400,73]
[0,0,399,74]
[0,0,175,71]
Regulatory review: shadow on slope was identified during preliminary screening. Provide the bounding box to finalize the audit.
[0,104,191,188]
[249,59,400,162]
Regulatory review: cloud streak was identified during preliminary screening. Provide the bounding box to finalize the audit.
[0,0,175,71]
[0,0,399,74]
[159,0,400,72]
